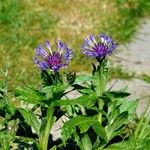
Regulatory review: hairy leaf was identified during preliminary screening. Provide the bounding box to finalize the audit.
[62,116,107,143]
[105,91,130,99]
[74,74,94,84]
[15,87,45,104]
[19,109,40,135]
[54,93,98,108]
[106,111,128,140]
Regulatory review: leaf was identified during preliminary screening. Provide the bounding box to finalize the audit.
[15,87,45,104]
[104,141,131,150]
[41,84,68,99]
[19,108,40,135]
[41,86,53,100]
[52,84,68,94]
[104,139,150,150]
[74,74,94,84]
[54,93,98,108]
[0,131,15,150]
[92,63,97,75]
[0,100,5,109]
[120,100,138,120]
[77,88,93,94]
[92,122,107,141]
[61,116,107,143]
[50,146,57,150]
[105,91,130,99]
[106,111,128,140]
[41,70,54,86]
[5,104,16,116]
[0,93,3,98]
[81,134,92,150]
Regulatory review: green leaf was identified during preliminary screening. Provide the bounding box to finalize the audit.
[5,103,16,116]
[105,91,130,99]
[15,136,39,147]
[92,122,107,141]
[52,84,68,94]
[74,74,94,84]
[81,134,92,150]
[15,87,45,104]
[19,108,40,135]
[41,84,68,99]
[0,100,5,109]
[106,111,128,140]
[61,116,107,143]
[54,93,98,108]
[0,131,15,150]
[104,139,150,150]
[41,86,53,100]
[120,100,138,120]
[104,141,131,150]
[50,146,57,150]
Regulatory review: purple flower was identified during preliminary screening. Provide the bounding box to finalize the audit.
[34,40,74,71]
[82,33,117,59]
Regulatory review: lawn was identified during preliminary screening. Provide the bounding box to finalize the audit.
[0,0,150,89]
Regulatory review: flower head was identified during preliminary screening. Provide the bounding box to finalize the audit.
[34,40,74,71]
[81,33,117,59]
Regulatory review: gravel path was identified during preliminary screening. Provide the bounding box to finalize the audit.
[114,19,150,74]
[110,19,150,116]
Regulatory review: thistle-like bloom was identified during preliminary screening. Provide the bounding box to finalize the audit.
[34,40,73,71]
[81,33,117,59]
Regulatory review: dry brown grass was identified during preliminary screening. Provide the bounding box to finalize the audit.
[0,0,149,88]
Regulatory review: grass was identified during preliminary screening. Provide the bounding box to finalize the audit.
[138,74,150,84]
[0,0,150,89]
[108,66,135,80]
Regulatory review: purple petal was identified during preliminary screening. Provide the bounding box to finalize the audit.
[89,34,97,44]
[100,33,112,45]
[35,45,48,58]
[57,41,66,53]
[34,58,49,70]
[64,48,74,61]
[45,40,52,53]
[84,36,94,47]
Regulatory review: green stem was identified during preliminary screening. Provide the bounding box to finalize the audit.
[97,60,107,124]
[39,104,55,150]
[98,100,104,124]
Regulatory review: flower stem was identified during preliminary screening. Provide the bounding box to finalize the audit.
[97,59,107,124]
[39,103,55,150]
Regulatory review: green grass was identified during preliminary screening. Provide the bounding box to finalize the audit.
[0,0,150,89]
[138,74,150,84]
[108,66,135,80]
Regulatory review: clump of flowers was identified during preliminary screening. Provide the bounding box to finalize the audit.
[34,40,73,71]
[9,33,141,150]
[81,33,117,61]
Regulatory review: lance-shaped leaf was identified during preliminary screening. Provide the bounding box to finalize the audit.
[15,87,45,104]
[106,111,128,140]
[54,93,98,108]
[61,116,107,143]
[104,91,130,99]
[41,83,68,100]
[120,100,138,121]
[74,74,94,84]
[19,109,40,135]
